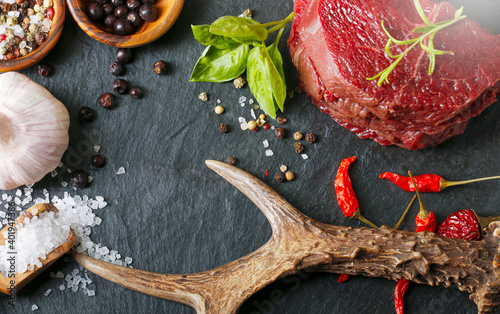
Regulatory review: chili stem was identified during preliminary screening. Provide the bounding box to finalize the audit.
[394,195,417,230]
[408,171,429,218]
[476,213,500,230]
[441,175,500,190]
[354,212,379,229]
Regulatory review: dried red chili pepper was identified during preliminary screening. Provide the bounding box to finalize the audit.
[334,156,378,229]
[379,172,500,193]
[394,278,410,314]
[437,209,500,240]
[338,274,349,283]
[408,171,437,233]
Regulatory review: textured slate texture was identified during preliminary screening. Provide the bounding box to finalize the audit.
[0,0,499,313]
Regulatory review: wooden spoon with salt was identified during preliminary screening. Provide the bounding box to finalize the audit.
[0,203,75,294]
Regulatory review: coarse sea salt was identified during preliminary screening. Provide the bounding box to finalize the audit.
[116,167,126,175]
[263,140,269,148]
[265,149,274,157]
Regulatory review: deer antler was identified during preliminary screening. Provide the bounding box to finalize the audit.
[72,160,500,314]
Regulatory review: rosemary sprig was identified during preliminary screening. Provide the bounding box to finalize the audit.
[367,0,466,86]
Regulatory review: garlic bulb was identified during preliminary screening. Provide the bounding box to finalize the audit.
[0,72,69,190]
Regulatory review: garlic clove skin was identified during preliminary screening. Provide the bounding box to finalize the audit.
[0,72,70,190]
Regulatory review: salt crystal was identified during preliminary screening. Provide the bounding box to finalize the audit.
[216,99,221,104]
[116,167,126,175]
[125,257,133,264]
[240,122,248,130]
[16,190,22,197]
[88,290,95,297]
[265,149,274,157]
[58,162,63,167]
[238,96,246,103]
[301,154,309,160]
[59,285,65,291]
[0,212,5,218]
[93,145,101,153]
[250,109,256,119]
[249,99,254,105]
[263,140,269,148]
[44,289,52,296]
[31,304,38,311]
[240,102,245,107]
[56,271,64,278]
[61,182,68,187]
[238,117,246,123]
[51,170,57,177]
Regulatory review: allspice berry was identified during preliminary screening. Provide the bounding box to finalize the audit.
[274,172,286,183]
[275,127,286,138]
[306,133,318,143]
[218,123,229,133]
[295,142,304,154]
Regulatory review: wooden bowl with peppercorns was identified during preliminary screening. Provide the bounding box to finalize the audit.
[0,0,65,72]
[67,0,184,48]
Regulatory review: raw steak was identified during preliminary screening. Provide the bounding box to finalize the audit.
[288,0,500,150]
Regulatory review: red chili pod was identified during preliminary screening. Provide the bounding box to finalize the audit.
[395,279,410,314]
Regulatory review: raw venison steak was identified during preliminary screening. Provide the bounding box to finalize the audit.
[288,0,500,150]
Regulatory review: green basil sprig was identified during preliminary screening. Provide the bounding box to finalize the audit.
[190,12,294,119]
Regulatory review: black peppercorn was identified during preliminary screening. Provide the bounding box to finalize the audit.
[114,18,134,36]
[112,79,128,94]
[116,48,133,64]
[274,172,286,183]
[138,3,157,22]
[225,156,237,165]
[103,3,114,15]
[126,11,142,27]
[109,62,125,76]
[295,142,304,154]
[78,106,96,122]
[275,127,286,138]
[114,5,129,19]
[153,60,168,75]
[99,93,115,108]
[37,64,52,77]
[91,154,106,168]
[218,123,229,133]
[87,3,104,21]
[126,0,140,11]
[129,86,144,99]
[305,133,318,143]
[104,14,117,27]
[70,170,89,188]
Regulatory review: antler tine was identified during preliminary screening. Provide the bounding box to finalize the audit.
[71,252,206,312]
[205,160,309,235]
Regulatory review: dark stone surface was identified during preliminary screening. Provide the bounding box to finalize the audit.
[0,0,499,313]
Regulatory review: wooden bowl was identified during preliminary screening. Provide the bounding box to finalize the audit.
[67,0,184,48]
[0,0,65,72]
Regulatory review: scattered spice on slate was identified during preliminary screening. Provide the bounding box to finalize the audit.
[37,64,52,77]
[109,62,125,76]
[70,170,90,188]
[276,117,286,125]
[116,48,133,63]
[295,142,304,154]
[98,92,115,109]
[91,154,106,168]
[233,76,245,88]
[275,127,286,138]
[129,86,143,99]
[225,156,237,165]
[78,106,96,122]
[247,120,257,131]
[242,8,252,17]
[215,105,224,114]
[218,123,229,133]
[293,132,303,141]
[274,172,286,183]
[198,92,208,101]
[153,60,168,75]
[305,133,317,143]
[280,165,288,172]
[112,78,128,94]
[285,171,295,181]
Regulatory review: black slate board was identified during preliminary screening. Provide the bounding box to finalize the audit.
[1,0,499,313]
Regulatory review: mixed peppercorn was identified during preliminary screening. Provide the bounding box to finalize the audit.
[0,0,54,60]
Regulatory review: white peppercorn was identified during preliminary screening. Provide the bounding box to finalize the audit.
[33,4,41,12]
[36,12,45,22]
[29,23,39,34]
[214,105,224,114]
[27,8,35,16]
[43,0,53,8]
[19,48,28,56]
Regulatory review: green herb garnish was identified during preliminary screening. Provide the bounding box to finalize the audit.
[367,0,466,86]
[190,12,294,118]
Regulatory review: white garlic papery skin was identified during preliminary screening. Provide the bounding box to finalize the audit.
[0,72,70,190]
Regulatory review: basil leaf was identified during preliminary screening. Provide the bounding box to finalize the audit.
[191,25,239,49]
[247,45,286,118]
[266,42,286,111]
[210,16,268,43]
[190,44,250,83]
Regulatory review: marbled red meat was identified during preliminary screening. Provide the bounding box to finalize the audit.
[288,0,500,150]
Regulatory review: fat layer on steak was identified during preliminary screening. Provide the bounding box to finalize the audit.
[288,0,500,150]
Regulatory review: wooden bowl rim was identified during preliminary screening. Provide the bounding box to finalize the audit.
[66,0,184,48]
[0,0,66,72]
